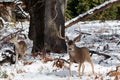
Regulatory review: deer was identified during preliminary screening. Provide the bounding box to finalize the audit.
[58,27,94,76]
[9,36,27,64]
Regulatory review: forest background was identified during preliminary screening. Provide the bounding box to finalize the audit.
[66,0,120,20]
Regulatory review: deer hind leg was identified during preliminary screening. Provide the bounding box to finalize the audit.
[91,62,94,74]
[69,62,73,76]
[88,59,94,74]
[15,53,19,67]
[78,63,81,76]
[81,63,85,75]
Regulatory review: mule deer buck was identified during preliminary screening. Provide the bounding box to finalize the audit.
[58,27,94,76]
[9,36,27,64]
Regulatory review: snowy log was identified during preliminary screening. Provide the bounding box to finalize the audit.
[90,50,111,59]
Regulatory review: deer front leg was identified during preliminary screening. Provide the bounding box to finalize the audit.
[69,62,73,76]
[82,63,85,75]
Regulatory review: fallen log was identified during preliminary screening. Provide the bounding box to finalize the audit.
[90,50,111,59]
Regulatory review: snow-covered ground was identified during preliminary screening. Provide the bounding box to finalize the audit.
[0,20,120,80]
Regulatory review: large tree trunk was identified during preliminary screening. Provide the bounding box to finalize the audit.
[24,0,67,53]
[44,0,67,53]
[26,0,45,53]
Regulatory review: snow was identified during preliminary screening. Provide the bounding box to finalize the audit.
[0,20,120,80]
[0,0,14,2]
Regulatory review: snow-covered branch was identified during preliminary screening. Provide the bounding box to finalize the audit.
[65,0,120,28]
[0,17,9,27]
[14,1,30,20]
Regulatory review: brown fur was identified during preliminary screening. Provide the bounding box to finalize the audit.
[17,41,27,59]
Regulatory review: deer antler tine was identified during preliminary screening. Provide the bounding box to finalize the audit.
[73,27,82,42]
[58,26,65,40]
[74,27,81,33]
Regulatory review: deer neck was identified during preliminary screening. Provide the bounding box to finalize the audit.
[13,41,18,46]
[68,45,76,56]
[12,41,19,49]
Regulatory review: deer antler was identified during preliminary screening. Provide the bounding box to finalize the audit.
[58,26,65,40]
[73,27,82,42]
[58,26,70,42]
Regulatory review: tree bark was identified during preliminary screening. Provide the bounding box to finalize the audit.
[24,0,67,53]
[44,0,67,53]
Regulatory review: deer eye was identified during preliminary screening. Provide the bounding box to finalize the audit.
[68,40,73,45]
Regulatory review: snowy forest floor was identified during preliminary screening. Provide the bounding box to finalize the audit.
[0,20,120,80]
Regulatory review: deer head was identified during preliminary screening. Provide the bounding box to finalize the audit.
[58,26,82,51]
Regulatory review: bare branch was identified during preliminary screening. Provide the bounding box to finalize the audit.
[0,29,23,44]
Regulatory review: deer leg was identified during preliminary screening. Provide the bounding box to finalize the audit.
[15,53,18,67]
[69,62,73,76]
[22,52,26,60]
[89,60,94,74]
[82,63,85,75]
[91,62,94,74]
[78,63,82,76]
